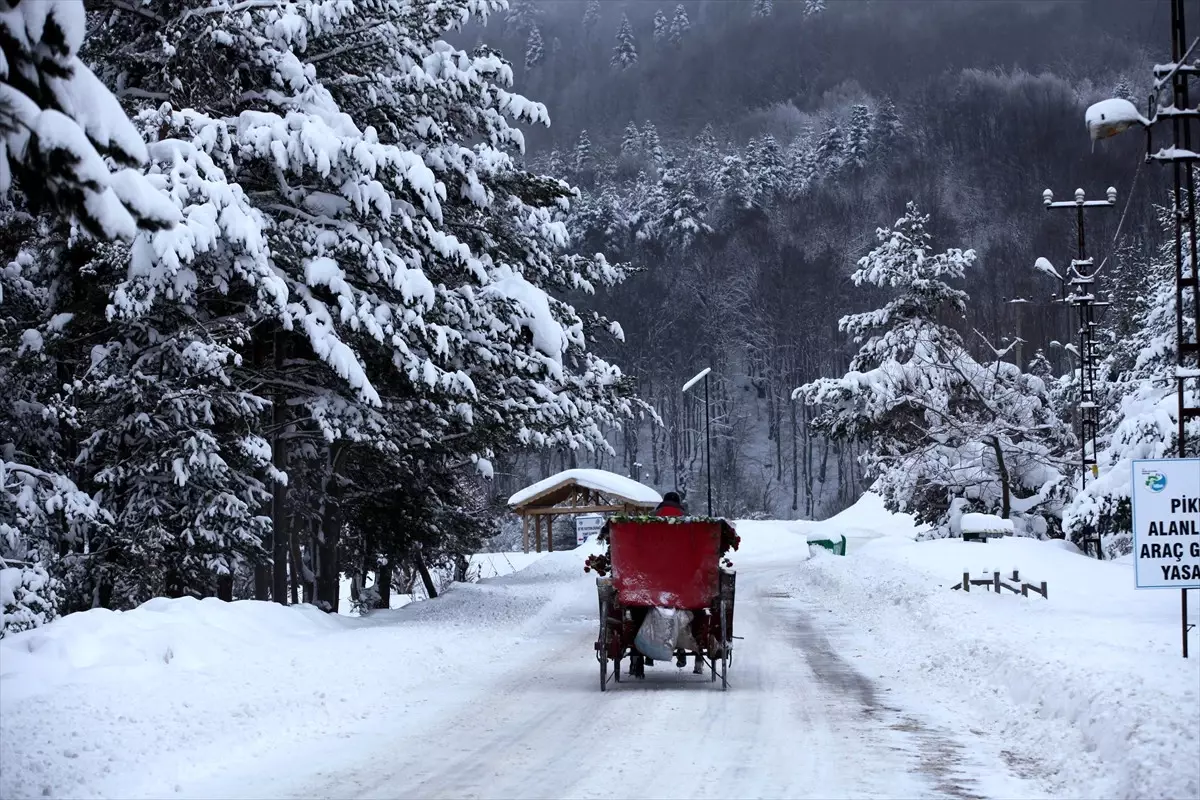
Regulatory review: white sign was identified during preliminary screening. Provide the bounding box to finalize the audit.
[1131,458,1200,589]
[576,514,605,547]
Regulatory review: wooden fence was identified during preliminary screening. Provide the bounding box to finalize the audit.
[951,569,1047,599]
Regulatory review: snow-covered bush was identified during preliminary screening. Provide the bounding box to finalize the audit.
[0,563,60,637]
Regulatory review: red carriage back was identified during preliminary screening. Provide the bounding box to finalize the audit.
[608,519,732,609]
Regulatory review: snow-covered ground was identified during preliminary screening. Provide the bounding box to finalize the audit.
[1,497,1196,799]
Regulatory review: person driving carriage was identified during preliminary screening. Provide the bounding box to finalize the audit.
[653,491,686,517]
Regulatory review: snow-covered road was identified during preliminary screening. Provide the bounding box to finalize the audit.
[171,524,1046,800]
[5,513,1195,800]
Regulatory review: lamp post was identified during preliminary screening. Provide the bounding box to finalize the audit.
[682,367,713,516]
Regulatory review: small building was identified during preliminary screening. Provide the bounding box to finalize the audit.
[507,469,662,553]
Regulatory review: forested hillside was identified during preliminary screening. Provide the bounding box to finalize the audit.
[479,0,1179,527]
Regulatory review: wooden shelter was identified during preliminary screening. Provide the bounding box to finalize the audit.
[508,470,661,554]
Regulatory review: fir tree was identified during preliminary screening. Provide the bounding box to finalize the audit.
[621,121,641,160]
[873,98,904,152]
[753,0,774,18]
[805,0,826,16]
[574,129,594,175]
[505,0,543,36]
[582,0,602,33]
[749,134,786,198]
[843,104,873,169]
[669,5,691,45]
[718,154,754,214]
[611,13,639,70]
[657,158,711,251]
[654,9,669,42]
[525,25,544,69]
[814,125,845,179]
[31,0,641,614]
[641,121,664,167]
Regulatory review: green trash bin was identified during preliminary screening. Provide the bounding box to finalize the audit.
[807,534,847,555]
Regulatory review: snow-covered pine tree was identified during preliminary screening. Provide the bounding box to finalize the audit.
[1062,210,1199,554]
[1,216,112,633]
[796,202,1072,533]
[87,0,639,611]
[641,121,664,168]
[505,0,543,36]
[873,98,904,153]
[748,134,786,200]
[753,0,775,18]
[582,0,602,33]
[0,2,177,238]
[653,9,669,43]
[657,157,711,251]
[574,128,594,176]
[0,1,185,632]
[784,134,816,197]
[621,121,641,160]
[526,25,544,69]
[689,123,721,195]
[843,104,873,169]
[814,125,845,179]
[669,5,691,45]
[611,13,638,70]
[718,154,754,216]
[805,0,827,16]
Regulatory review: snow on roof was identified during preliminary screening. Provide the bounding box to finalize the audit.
[960,512,1014,535]
[507,468,662,507]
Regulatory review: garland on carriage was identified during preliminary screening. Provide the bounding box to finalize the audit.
[583,514,741,576]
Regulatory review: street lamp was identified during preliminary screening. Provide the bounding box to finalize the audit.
[682,367,712,516]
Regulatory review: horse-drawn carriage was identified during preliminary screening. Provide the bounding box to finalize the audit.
[591,517,737,691]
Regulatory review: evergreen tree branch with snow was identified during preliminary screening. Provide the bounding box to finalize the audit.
[0,1,177,239]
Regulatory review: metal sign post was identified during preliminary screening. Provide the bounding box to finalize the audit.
[1131,457,1200,657]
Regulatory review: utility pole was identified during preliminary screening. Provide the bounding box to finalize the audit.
[1086,0,1199,657]
[1146,0,1200,657]
[1041,186,1117,560]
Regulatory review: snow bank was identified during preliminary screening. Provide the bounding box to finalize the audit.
[507,468,661,506]
[0,597,352,698]
[0,550,585,800]
[811,491,927,540]
[795,533,1200,800]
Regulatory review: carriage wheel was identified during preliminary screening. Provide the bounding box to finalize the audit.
[720,597,729,691]
[599,598,610,692]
